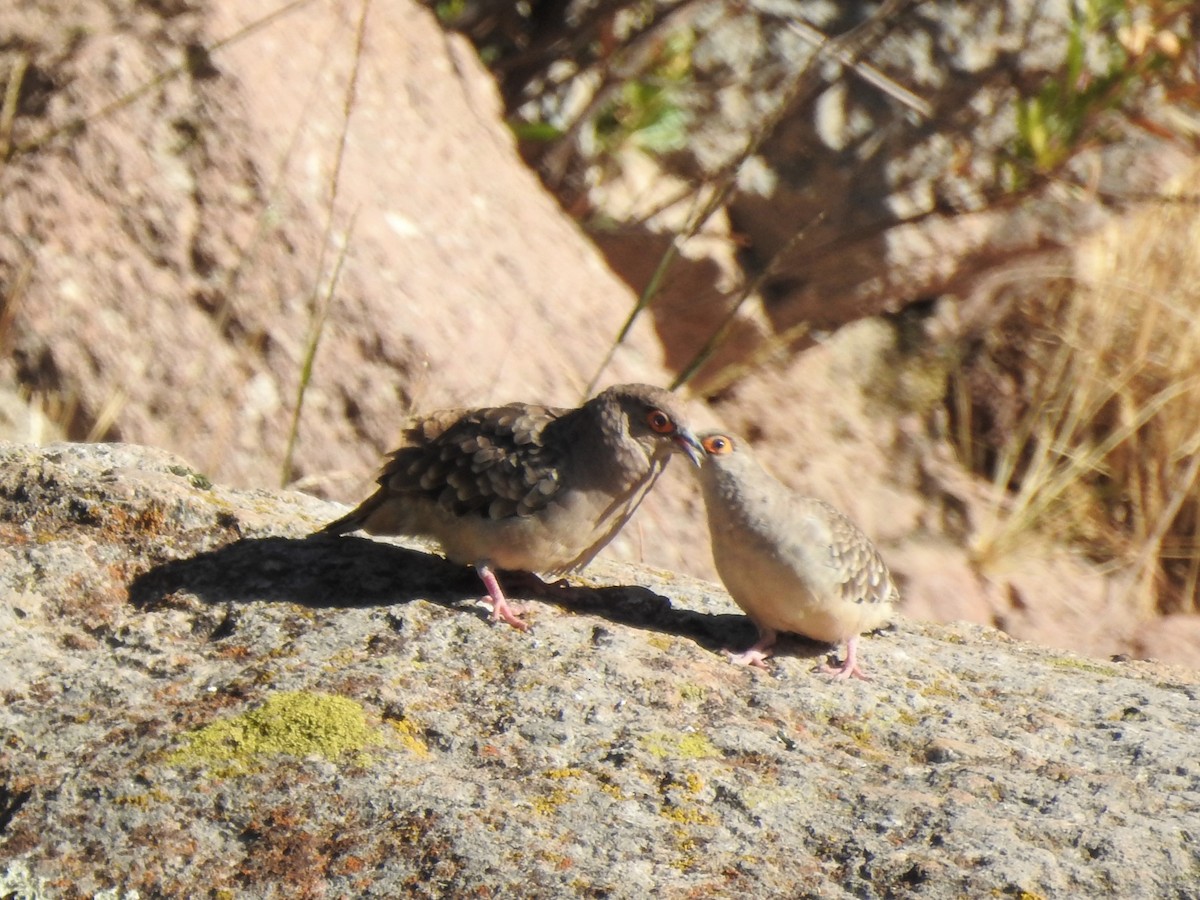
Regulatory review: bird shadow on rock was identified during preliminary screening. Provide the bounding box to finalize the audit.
[557,580,864,670]
[128,535,483,615]
[575,586,845,668]
[125,535,758,654]
[538,580,757,656]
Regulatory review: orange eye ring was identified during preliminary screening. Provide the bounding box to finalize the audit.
[646,409,676,434]
[701,434,734,455]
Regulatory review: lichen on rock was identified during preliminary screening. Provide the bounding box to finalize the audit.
[170,691,382,773]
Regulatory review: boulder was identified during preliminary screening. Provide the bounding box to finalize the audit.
[1,441,1197,897]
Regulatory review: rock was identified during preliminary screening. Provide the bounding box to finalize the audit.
[892,538,995,627]
[0,0,718,583]
[1,441,1198,897]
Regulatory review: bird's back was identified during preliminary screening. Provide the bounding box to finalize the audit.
[321,402,570,536]
[388,404,570,519]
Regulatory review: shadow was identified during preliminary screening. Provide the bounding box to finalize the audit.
[555,583,758,655]
[128,535,481,612]
[566,581,865,668]
[127,534,774,655]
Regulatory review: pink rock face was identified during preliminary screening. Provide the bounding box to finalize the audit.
[0,0,712,578]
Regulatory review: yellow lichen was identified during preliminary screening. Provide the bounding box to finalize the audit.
[531,787,574,816]
[677,733,720,759]
[169,691,381,774]
[678,683,706,702]
[545,767,585,780]
[530,768,584,814]
[599,782,628,801]
[389,717,431,758]
[669,829,702,871]
[662,805,717,826]
[324,647,360,670]
[642,730,721,760]
[112,788,171,808]
[676,771,704,794]
[1048,657,1118,677]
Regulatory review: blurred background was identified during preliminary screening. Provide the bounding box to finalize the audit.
[1,0,1198,664]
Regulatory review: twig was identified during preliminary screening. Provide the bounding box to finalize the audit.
[0,51,30,162]
[784,19,931,120]
[280,0,370,486]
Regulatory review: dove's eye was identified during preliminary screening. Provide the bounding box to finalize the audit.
[702,434,734,455]
[646,409,676,434]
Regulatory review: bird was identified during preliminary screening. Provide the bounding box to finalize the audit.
[692,431,897,680]
[319,383,703,630]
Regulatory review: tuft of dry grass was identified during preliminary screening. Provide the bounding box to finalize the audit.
[954,169,1200,615]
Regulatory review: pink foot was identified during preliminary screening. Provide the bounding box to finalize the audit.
[476,563,530,632]
[817,636,870,681]
[725,627,777,670]
[725,647,773,669]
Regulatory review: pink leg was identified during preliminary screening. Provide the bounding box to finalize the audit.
[818,635,870,681]
[725,627,778,670]
[475,563,530,632]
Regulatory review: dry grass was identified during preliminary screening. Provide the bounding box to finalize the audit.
[955,169,1200,615]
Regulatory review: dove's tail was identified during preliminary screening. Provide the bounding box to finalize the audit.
[315,494,382,537]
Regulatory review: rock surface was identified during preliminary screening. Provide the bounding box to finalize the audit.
[1,441,1198,897]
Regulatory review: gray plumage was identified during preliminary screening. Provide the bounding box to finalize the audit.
[694,431,897,679]
[321,383,702,629]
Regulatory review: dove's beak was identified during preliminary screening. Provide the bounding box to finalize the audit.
[675,430,705,468]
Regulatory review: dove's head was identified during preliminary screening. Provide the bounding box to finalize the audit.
[692,430,769,498]
[596,383,704,468]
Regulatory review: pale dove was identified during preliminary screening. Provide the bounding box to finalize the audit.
[694,431,897,679]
